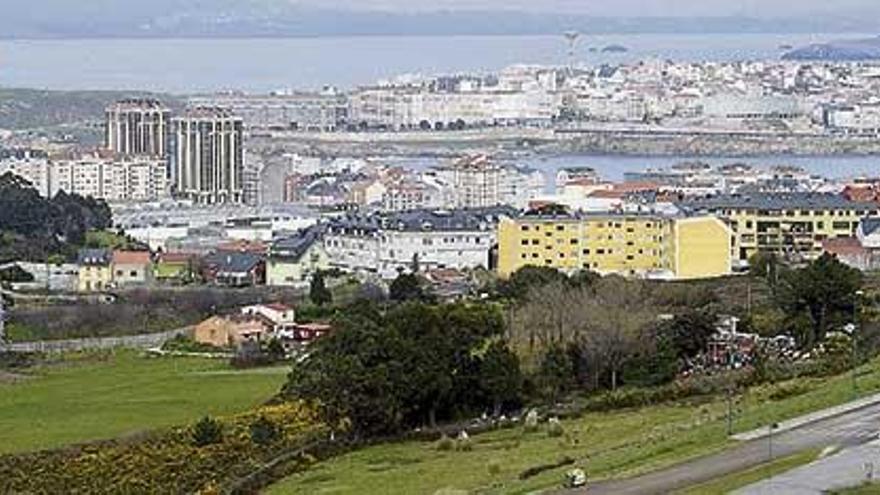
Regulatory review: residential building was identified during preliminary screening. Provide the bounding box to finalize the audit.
[324,208,514,279]
[241,303,296,330]
[193,315,269,348]
[679,193,880,264]
[0,153,169,201]
[172,107,245,205]
[496,211,732,280]
[266,226,330,287]
[105,98,171,157]
[111,251,153,288]
[202,251,265,287]
[77,249,113,292]
[188,91,348,131]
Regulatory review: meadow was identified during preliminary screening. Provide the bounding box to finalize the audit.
[0,350,287,454]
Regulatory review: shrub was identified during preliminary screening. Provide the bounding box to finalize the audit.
[547,417,564,438]
[192,416,224,447]
[767,381,813,401]
[487,458,502,477]
[518,456,575,480]
[523,409,539,433]
[249,416,280,446]
[436,434,454,451]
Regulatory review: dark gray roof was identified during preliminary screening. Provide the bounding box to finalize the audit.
[679,193,878,212]
[327,207,518,235]
[861,217,880,236]
[271,225,325,260]
[77,248,112,266]
[205,251,263,273]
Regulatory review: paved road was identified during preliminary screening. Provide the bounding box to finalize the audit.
[734,440,880,495]
[555,403,880,495]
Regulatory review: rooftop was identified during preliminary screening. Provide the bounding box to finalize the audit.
[679,193,878,211]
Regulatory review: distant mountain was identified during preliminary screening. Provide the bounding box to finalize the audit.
[783,36,880,61]
[0,2,878,38]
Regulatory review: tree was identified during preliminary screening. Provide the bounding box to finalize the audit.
[284,302,511,435]
[191,416,223,447]
[389,272,426,303]
[309,271,332,307]
[538,344,574,404]
[776,253,862,349]
[497,266,569,301]
[479,340,522,416]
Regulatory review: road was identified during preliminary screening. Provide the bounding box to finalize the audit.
[554,402,880,495]
[735,440,880,494]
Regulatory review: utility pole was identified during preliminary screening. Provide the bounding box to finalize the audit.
[0,294,6,348]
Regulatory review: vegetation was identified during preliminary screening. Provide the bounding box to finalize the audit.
[284,301,520,435]
[0,173,112,263]
[0,402,324,494]
[269,356,880,494]
[309,271,332,307]
[0,350,287,454]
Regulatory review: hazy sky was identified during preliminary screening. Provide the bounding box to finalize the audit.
[291,0,880,17]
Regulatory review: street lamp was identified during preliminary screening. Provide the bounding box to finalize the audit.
[846,289,865,399]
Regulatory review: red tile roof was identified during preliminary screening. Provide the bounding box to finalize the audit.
[112,251,151,265]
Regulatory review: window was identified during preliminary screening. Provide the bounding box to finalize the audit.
[582,249,590,255]
[833,221,850,230]
[596,249,605,255]
[570,239,578,244]
[746,221,753,229]
[521,225,530,231]
[556,225,565,231]
[521,239,529,246]
[130,271,137,277]
[531,239,539,245]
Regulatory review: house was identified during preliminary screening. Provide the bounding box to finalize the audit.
[202,251,265,287]
[266,226,330,287]
[241,303,296,332]
[111,251,153,288]
[822,237,875,271]
[289,323,332,343]
[154,252,196,283]
[77,248,113,292]
[193,315,270,348]
[424,268,474,301]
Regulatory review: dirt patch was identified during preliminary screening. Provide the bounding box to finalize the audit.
[0,370,30,383]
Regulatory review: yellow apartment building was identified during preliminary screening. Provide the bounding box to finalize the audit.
[76,248,113,292]
[679,193,880,264]
[497,211,732,280]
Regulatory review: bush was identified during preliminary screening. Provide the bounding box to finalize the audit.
[547,418,564,438]
[192,416,224,447]
[518,456,575,480]
[767,381,813,401]
[436,434,454,451]
[249,416,280,446]
[523,409,539,433]
[487,458,502,477]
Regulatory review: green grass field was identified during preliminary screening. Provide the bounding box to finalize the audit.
[268,359,880,495]
[0,350,287,454]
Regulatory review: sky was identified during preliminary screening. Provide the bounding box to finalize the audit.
[289,0,880,17]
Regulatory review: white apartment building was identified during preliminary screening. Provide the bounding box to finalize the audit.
[323,208,514,279]
[0,153,169,202]
[430,155,544,209]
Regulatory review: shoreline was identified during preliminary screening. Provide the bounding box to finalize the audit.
[249,128,880,159]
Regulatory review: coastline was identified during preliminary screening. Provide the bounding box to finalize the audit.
[248,127,880,158]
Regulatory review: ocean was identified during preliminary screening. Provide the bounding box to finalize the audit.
[0,33,867,93]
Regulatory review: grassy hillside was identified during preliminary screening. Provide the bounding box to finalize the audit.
[267,357,880,495]
[0,350,287,454]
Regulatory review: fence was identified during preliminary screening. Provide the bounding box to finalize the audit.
[4,327,193,353]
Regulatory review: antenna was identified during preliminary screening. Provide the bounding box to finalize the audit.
[563,31,581,71]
